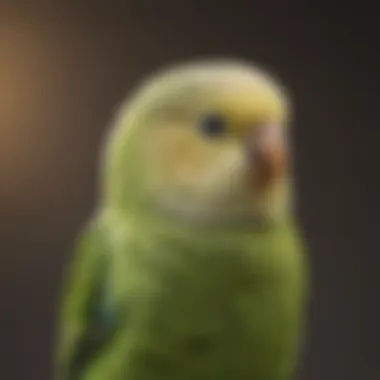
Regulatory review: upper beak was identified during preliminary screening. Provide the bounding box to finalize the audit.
[245,123,287,189]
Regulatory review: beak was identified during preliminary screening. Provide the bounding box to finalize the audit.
[245,123,287,189]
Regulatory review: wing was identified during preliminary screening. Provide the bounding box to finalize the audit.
[54,218,117,380]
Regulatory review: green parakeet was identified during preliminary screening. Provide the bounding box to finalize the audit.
[54,59,308,380]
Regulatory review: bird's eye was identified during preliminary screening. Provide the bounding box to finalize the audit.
[197,113,226,137]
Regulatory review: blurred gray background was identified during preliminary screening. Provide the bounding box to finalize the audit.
[0,2,376,380]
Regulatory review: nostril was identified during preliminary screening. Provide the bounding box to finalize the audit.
[245,123,283,152]
[244,123,286,188]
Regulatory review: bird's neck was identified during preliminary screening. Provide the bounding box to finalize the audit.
[102,206,295,253]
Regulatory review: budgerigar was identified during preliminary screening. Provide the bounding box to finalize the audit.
[54,59,308,380]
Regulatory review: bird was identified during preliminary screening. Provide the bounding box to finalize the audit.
[54,59,308,380]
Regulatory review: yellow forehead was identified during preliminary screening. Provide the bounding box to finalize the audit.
[148,66,290,138]
[201,85,287,134]
[119,61,290,140]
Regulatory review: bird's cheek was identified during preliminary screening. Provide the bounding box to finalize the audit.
[245,124,287,189]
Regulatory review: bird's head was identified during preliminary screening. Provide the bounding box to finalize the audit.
[102,60,293,228]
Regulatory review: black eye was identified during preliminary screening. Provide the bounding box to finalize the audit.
[198,113,226,137]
